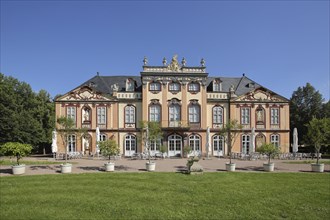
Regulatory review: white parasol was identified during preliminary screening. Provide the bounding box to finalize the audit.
[292,128,298,153]
[250,127,256,154]
[96,127,100,154]
[206,127,211,158]
[51,130,58,153]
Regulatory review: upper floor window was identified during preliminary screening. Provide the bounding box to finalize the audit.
[149,104,161,122]
[241,107,250,125]
[270,134,280,147]
[125,105,135,124]
[213,106,223,124]
[67,106,76,123]
[213,79,222,92]
[169,104,181,122]
[169,82,181,92]
[97,107,106,125]
[149,82,161,92]
[188,82,200,93]
[189,104,200,123]
[271,108,279,125]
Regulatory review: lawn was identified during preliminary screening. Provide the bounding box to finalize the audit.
[0,159,65,166]
[0,173,329,220]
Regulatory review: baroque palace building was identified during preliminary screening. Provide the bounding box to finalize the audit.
[55,55,290,157]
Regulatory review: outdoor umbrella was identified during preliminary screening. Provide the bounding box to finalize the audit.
[206,127,211,158]
[96,127,100,154]
[51,130,57,153]
[250,127,256,154]
[293,128,298,153]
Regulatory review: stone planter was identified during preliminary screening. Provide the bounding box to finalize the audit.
[12,164,26,175]
[311,163,324,173]
[263,162,275,172]
[105,162,115,172]
[146,162,156,171]
[61,163,72,174]
[226,163,236,172]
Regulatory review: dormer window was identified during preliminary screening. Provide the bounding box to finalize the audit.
[213,79,222,92]
[188,82,200,93]
[126,78,135,92]
[149,82,161,92]
[169,82,181,92]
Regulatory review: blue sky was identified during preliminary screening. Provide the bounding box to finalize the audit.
[1,0,329,101]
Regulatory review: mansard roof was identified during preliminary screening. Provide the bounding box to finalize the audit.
[77,74,142,95]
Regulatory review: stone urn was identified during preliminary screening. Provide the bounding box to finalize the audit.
[311,163,324,173]
[105,162,115,172]
[146,161,156,171]
[12,164,26,175]
[61,163,72,174]
[263,162,275,172]
[226,163,236,172]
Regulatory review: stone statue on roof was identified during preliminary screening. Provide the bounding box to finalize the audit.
[143,56,148,66]
[168,54,180,71]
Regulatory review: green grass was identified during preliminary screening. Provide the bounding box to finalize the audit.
[1,173,329,220]
[283,159,330,164]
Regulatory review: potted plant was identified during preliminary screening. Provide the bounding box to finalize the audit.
[256,143,280,172]
[159,144,167,159]
[306,117,330,172]
[183,146,191,158]
[56,116,87,174]
[98,139,120,172]
[140,121,163,171]
[219,119,243,171]
[0,142,32,175]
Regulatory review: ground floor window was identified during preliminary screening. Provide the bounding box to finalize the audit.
[213,135,224,152]
[67,135,76,152]
[242,134,250,154]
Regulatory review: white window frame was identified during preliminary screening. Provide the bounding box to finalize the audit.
[213,81,222,92]
[125,135,136,151]
[67,134,76,152]
[242,134,250,154]
[213,106,223,124]
[189,135,200,151]
[149,105,161,122]
[271,108,280,125]
[149,82,161,91]
[169,82,181,92]
[125,105,135,124]
[97,107,106,125]
[169,105,181,122]
[213,135,224,152]
[188,105,200,123]
[241,107,250,125]
[67,106,76,123]
[271,134,280,147]
[188,82,200,92]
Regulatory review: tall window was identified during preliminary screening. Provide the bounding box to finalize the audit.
[188,104,200,123]
[213,106,223,124]
[67,106,76,123]
[97,107,106,125]
[169,104,181,122]
[150,139,161,151]
[125,105,135,124]
[149,82,161,91]
[213,135,224,152]
[213,80,222,92]
[188,82,200,92]
[189,135,200,152]
[125,135,136,151]
[67,135,76,152]
[242,134,250,154]
[271,134,280,147]
[168,134,182,152]
[149,105,161,122]
[169,82,181,92]
[271,108,279,125]
[241,107,250,125]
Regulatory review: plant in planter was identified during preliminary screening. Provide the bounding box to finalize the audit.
[219,119,243,171]
[306,117,330,172]
[56,116,87,174]
[98,139,120,172]
[159,145,167,158]
[0,142,32,175]
[140,121,163,171]
[256,143,280,172]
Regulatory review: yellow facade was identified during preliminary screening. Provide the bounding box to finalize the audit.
[55,56,290,157]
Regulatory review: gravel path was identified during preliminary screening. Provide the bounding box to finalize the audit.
[1,156,329,176]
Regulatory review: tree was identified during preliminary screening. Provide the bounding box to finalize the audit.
[306,117,330,164]
[218,119,243,164]
[139,121,163,163]
[56,116,87,164]
[290,83,324,144]
[256,143,280,164]
[98,139,120,163]
[0,142,33,165]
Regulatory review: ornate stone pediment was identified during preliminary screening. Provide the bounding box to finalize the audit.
[58,86,110,101]
[236,88,287,102]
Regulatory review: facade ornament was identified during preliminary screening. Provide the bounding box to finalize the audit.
[168,55,180,71]
[111,83,119,92]
[162,57,167,66]
[200,58,205,67]
[143,56,148,66]
[181,57,186,66]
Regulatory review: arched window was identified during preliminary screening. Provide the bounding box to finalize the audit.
[188,104,200,123]
[213,79,222,92]
[213,135,224,153]
[67,106,76,123]
[168,134,182,156]
[189,135,201,154]
[125,105,135,124]
[169,104,181,126]
[270,134,280,147]
[125,134,136,156]
[149,104,161,122]
[241,134,250,154]
[213,106,223,124]
[67,135,76,152]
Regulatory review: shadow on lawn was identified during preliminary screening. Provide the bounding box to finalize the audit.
[77,166,102,171]
[29,165,57,171]
[0,168,12,174]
